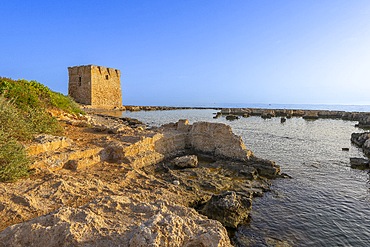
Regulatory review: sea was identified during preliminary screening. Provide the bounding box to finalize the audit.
[119,104,370,246]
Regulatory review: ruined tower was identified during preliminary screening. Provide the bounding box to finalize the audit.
[68,65,122,107]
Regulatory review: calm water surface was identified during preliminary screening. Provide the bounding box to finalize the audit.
[121,109,370,246]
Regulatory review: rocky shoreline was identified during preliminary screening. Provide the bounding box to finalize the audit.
[0,111,283,246]
[88,105,370,128]
[216,108,370,127]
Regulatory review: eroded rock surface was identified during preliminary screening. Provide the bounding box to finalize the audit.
[0,114,282,246]
[0,196,232,247]
[199,191,252,229]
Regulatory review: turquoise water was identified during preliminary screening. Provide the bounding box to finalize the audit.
[122,109,370,246]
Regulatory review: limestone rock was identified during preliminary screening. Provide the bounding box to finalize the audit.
[0,196,232,247]
[189,122,253,161]
[173,155,198,169]
[26,135,72,156]
[200,191,252,229]
[176,119,191,132]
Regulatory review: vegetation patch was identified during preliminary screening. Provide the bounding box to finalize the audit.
[0,129,29,182]
[0,77,84,182]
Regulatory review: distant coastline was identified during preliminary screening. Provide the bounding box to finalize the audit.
[106,103,370,113]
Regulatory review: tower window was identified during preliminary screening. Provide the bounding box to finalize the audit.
[78,77,82,86]
[105,75,109,80]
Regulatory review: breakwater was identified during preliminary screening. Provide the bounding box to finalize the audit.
[217,108,370,127]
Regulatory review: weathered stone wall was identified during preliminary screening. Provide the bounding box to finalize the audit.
[68,66,92,105]
[91,65,122,107]
[68,65,122,108]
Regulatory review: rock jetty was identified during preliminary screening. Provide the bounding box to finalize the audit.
[0,113,282,246]
[218,107,370,124]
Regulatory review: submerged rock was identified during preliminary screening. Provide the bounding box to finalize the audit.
[225,115,239,121]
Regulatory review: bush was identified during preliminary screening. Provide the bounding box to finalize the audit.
[0,95,33,141]
[0,77,83,182]
[0,129,29,182]
[0,77,84,115]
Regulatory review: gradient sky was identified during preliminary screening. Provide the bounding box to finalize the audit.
[1,0,370,106]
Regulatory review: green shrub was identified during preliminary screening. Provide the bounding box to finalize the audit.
[0,77,84,115]
[26,106,63,135]
[0,95,32,141]
[0,77,83,182]
[0,129,29,182]
[49,92,84,115]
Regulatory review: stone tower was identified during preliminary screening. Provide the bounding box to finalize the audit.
[68,65,122,107]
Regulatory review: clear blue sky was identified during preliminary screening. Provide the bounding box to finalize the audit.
[1,0,370,106]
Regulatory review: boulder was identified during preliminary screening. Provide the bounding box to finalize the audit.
[213,112,222,119]
[358,115,370,128]
[280,117,286,123]
[225,115,239,121]
[363,139,370,155]
[173,155,198,169]
[351,132,370,147]
[350,158,369,170]
[200,191,252,229]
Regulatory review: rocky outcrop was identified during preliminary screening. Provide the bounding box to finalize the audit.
[189,122,253,161]
[0,196,232,247]
[172,155,198,168]
[302,111,319,120]
[199,191,252,229]
[351,132,370,156]
[358,115,370,128]
[350,132,370,170]
[31,146,104,171]
[217,108,370,125]
[225,115,239,121]
[350,158,369,170]
[0,113,283,246]
[249,157,281,178]
[26,135,72,156]
[99,120,257,171]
